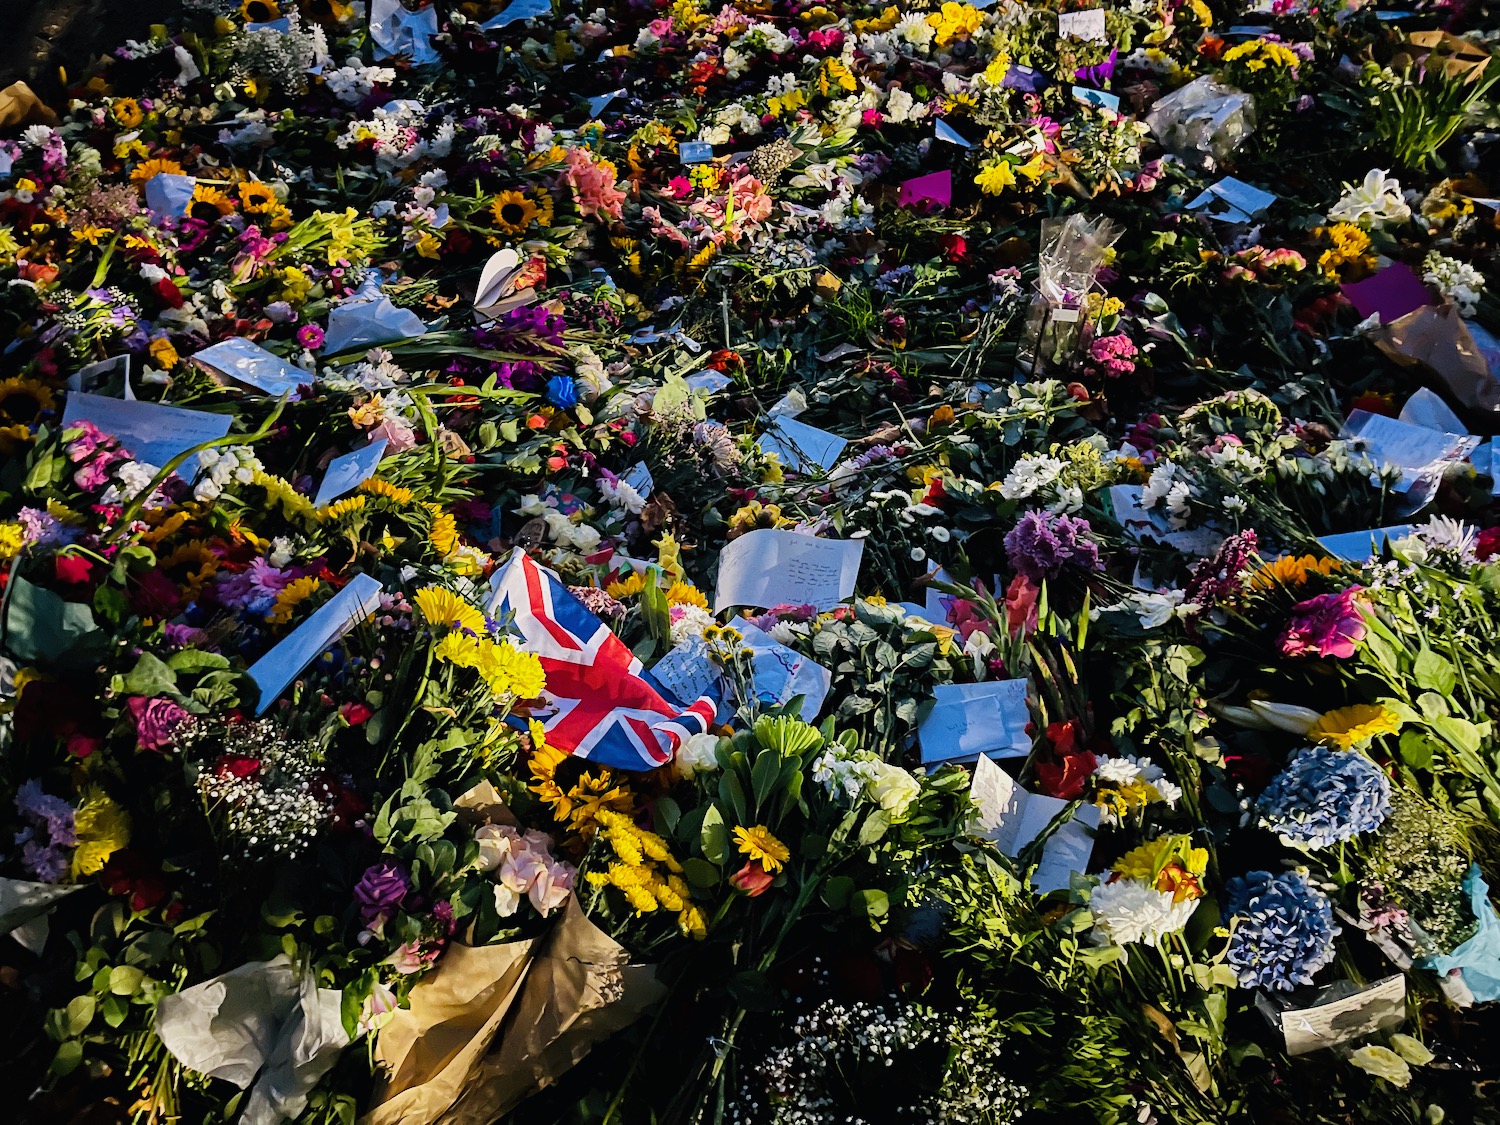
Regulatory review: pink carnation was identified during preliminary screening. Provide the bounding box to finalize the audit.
[1279,586,1367,659]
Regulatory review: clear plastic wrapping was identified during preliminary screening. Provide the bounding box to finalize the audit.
[1016,214,1122,376]
[1146,75,1258,164]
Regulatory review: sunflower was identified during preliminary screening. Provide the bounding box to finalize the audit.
[130,157,186,185]
[360,476,413,505]
[237,180,278,212]
[528,187,555,227]
[1250,554,1342,592]
[240,0,281,21]
[187,185,235,224]
[0,376,57,427]
[733,824,790,873]
[664,581,708,609]
[1309,704,1402,750]
[111,98,144,128]
[158,540,220,596]
[491,190,540,235]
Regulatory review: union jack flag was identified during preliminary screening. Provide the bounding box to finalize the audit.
[486,550,718,770]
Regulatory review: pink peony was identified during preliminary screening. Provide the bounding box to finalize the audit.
[1279,586,1367,659]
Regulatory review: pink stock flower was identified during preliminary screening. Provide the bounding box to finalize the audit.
[1279,586,1367,659]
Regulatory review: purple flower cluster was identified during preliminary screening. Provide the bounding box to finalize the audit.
[14,780,76,883]
[1185,530,1259,607]
[1004,510,1102,584]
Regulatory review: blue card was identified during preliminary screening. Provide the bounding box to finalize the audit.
[192,337,306,396]
[61,392,231,475]
[919,680,1032,764]
[247,574,384,715]
[758,416,847,474]
[314,440,388,507]
[679,141,714,165]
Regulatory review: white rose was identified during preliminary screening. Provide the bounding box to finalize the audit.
[865,761,921,818]
[676,732,721,778]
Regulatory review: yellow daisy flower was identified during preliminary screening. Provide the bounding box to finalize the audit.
[733,824,790,873]
[1309,705,1402,749]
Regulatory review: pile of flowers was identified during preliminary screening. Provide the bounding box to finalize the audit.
[0,0,1497,1123]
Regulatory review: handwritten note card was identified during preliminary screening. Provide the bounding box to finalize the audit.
[246,574,383,715]
[192,338,306,396]
[61,392,232,475]
[739,621,832,722]
[1255,975,1406,1056]
[713,529,864,613]
[758,416,848,474]
[969,756,1100,892]
[1058,8,1108,41]
[919,680,1031,765]
[649,641,724,709]
[1343,408,1478,492]
[313,440,388,508]
[68,354,135,399]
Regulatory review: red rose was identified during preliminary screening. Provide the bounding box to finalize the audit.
[154,277,185,309]
[341,701,374,725]
[1476,526,1500,561]
[215,753,262,780]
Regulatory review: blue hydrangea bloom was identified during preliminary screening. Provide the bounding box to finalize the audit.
[1257,746,1391,849]
[546,375,579,408]
[1224,870,1340,991]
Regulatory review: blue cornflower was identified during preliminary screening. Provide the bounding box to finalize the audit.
[1257,746,1390,849]
[1224,870,1340,991]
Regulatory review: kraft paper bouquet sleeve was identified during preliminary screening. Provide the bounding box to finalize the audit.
[364,897,663,1125]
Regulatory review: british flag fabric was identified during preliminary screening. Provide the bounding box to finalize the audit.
[486,549,719,770]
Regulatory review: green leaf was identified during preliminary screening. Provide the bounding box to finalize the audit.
[64,995,95,1037]
[682,858,721,889]
[820,875,855,909]
[4,577,105,666]
[1414,649,1457,695]
[1398,730,1437,770]
[719,771,749,826]
[653,796,682,835]
[850,888,889,921]
[166,649,232,675]
[750,750,783,813]
[100,993,130,1028]
[108,965,145,997]
[700,805,729,864]
[50,1040,83,1079]
[857,810,891,846]
[119,652,179,698]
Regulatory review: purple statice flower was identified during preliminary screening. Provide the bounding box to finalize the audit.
[1184,530,1258,608]
[19,833,69,882]
[15,780,77,846]
[1004,510,1102,583]
[354,860,411,932]
[16,507,78,549]
[1223,870,1340,991]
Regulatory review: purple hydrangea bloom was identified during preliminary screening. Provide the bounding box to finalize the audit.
[1004,510,1101,583]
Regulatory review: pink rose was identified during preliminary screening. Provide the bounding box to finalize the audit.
[126,696,191,752]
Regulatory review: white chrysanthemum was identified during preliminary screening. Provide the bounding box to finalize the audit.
[894,12,935,47]
[669,604,715,646]
[1090,879,1199,947]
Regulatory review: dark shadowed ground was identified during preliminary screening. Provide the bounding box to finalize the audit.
[0,0,182,100]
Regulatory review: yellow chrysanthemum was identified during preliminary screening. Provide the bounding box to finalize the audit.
[427,505,459,557]
[434,631,483,669]
[926,1,983,45]
[253,471,317,522]
[0,523,26,560]
[71,791,131,879]
[1309,705,1402,749]
[678,904,708,939]
[733,824,790,873]
[413,586,487,633]
[477,640,545,699]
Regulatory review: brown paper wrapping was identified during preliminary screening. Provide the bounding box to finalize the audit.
[362,898,665,1125]
[0,82,60,131]
[1391,31,1491,83]
[1369,303,1500,415]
